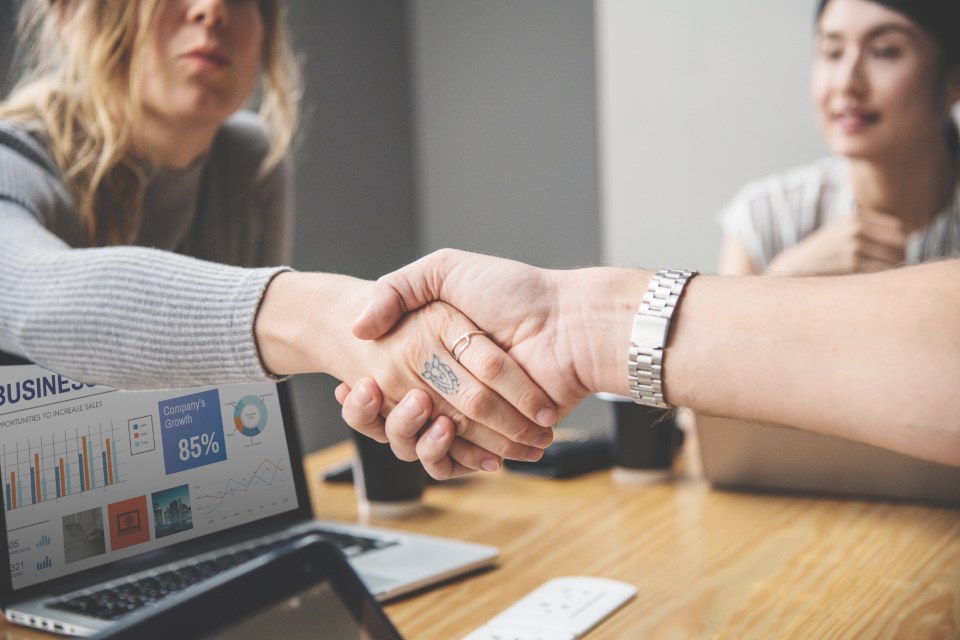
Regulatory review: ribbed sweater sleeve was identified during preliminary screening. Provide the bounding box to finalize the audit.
[0,114,295,388]
[0,206,289,388]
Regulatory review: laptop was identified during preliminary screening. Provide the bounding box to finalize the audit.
[0,362,498,636]
[695,414,960,506]
[91,535,405,640]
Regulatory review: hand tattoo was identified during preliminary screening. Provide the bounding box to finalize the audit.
[422,354,460,394]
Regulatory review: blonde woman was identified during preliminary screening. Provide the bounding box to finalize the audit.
[0,0,557,474]
[718,0,960,276]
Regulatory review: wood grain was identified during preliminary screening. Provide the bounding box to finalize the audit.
[305,443,960,640]
[4,442,957,639]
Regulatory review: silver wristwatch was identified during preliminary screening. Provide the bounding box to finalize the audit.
[628,268,698,408]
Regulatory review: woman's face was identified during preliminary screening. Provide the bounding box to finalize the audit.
[812,0,957,161]
[139,0,264,131]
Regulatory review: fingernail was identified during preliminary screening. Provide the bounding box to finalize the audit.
[429,423,447,440]
[535,431,553,448]
[481,459,500,472]
[536,408,557,427]
[353,383,373,407]
[524,447,544,462]
[397,395,423,420]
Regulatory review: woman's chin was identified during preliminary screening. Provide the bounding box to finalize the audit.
[826,138,885,162]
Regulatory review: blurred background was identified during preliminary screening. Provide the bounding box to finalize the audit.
[0,0,825,451]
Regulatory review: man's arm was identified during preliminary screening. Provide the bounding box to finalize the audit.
[346,250,960,475]
[666,262,960,466]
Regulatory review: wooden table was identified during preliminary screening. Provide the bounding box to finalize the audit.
[304,443,960,640]
[2,442,958,639]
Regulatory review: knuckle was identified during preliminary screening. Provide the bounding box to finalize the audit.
[390,443,419,462]
[384,416,415,442]
[453,418,476,440]
[385,429,418,457]
[512,386,542,415]
[498,417,535,442]
[418,444,454,478]
[472,348,505,381]
[425,463,453,481]
[340,404,364,429]
[448,440,489,473]
[458,386,492,417]
[491,438,519,460]
[351,422,387,443]
[434,248,458,265]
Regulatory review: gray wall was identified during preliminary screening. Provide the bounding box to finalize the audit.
[290,0,606,445]
[285,1,420,451]
[407,0,605,430]
[597,0,826,270]
[409,0,600,268]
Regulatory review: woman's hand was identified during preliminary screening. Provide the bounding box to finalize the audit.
[255,271,557,477]
[765,210,907,276]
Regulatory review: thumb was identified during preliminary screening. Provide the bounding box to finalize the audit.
[352,284,408,339]
[352,249,460,339]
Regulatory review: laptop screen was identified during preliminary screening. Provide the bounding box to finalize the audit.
[0,364,307,595]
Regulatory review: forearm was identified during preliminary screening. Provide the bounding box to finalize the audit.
[665,263,960,466]
[556,266,650,398]
[349,250,959,469]
[1,208,288,388]
[566,262,960,465]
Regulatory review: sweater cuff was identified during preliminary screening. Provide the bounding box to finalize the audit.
[235,266,294,382]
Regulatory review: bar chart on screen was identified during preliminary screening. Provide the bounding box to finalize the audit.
[1,423,124,510]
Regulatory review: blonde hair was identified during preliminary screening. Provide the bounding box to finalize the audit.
[0,0,301,246]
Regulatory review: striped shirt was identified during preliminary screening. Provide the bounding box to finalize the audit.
[718,156,960,271]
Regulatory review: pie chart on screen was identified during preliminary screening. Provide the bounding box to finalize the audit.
[234,395,268,436]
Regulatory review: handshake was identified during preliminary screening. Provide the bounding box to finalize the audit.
[336,249,649,480]
[258,249,960,477]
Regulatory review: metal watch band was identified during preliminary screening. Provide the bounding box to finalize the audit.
[628,268,698,408]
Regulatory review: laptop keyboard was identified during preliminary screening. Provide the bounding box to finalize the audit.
[48,529,399,621]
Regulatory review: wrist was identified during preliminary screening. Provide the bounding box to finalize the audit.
[255,272,372,376]
[557,267,651,396]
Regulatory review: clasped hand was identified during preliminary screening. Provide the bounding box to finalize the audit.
[334,250,632,479]
[765,209,906,276]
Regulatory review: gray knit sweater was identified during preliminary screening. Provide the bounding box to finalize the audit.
[0,111,293,388]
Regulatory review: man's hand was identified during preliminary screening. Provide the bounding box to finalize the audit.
[353,249,599,412]
[344,250,647,478]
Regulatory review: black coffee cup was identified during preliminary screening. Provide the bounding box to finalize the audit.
[352,432,426,518]
[597,393,683,483]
